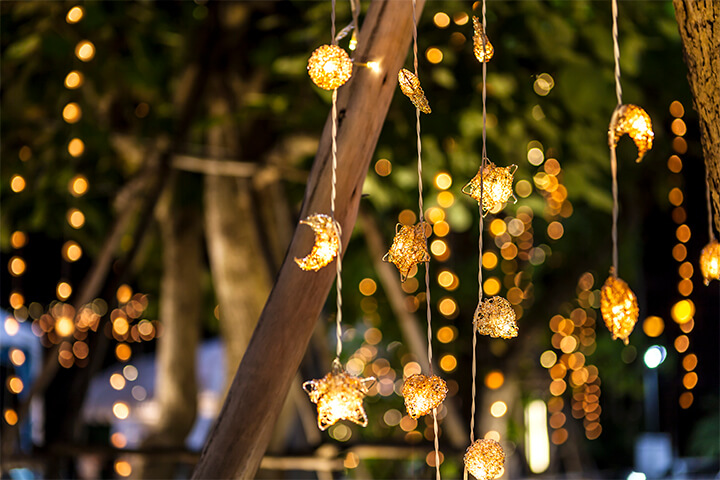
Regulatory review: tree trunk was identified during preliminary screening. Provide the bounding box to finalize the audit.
[135,172,203,479]
[673,0,720,235]
[192,1,424,477]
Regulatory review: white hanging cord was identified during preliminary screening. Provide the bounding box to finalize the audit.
[611,0,623,106]
[706,168,716,242]
[610,0,621,277]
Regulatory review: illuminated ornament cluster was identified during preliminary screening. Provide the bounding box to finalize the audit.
[462,162,517,215]
[474,296,518,339]
[700,240,720,285]
[464,438,505,480]
[398,68,431,114]
[383,222,430,282]
[401,373,448,419]
[609,104,654,162]
[307,44,353,90]
[294,213,340,271]
[302,358,376,431]
[472,17,494,63]
[600,272,638,344]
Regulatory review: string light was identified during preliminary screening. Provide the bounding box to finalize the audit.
[383,222,430,282]
[462,162,517,215]
[398,68,431,114]
[294,213,340,271]
[303,358,375,431]
[600,272,638,344]
[474,296,518,339]
[464,439,505,480]
[472,17,494,63]
[402,373,448,419]
[307,45,353,90]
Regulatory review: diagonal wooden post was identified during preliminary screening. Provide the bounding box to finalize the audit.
[192,1,424,477]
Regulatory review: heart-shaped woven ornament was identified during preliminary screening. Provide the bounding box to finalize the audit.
[401,373,448,419]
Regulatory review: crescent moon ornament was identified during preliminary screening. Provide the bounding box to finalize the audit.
[398,68,431,114]
[473,16,494,63]
[600,270,639,344]
[609,104,654,162]
[294,213,340,271]
[307,44,353,91]
[383,222,431,282]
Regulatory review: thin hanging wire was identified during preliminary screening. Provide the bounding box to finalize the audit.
[329,0,343,359]
[610,0,621,277]
[706,169,716,242]
[411,0,439,477]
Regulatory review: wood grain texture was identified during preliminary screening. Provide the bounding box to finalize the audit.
[191,1,425,477]
[673,0,720,235]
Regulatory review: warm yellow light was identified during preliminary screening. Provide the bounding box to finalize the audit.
[303,359,375,431]
[463,162,517,215]
[10,175,26,193]
[63,102,82,123]
[437,270,457,289]
[9,256,26,277]
[55,316,75,337]
[474,296,518,339]
[682,353,697,371]
[64,70,84,89]
[110,373,126,390]
[295,214,340,271]
[437,191,454,208]
[67,208,85,229]
[359,278,377,296]
[676,224,691,243]
[430,239,448,257]
[399,209,417,225]
[56,281,72,300]
[398,69,431,114]
[434,12,450,28]
[115,343,132,361]
[700,240,720,285]
[4,317,19,336]
[73,341,89,359]
[472,17,494,63]
[4,409,18,426]
[402,373,448,419]
[68,138,85,157]
[439,354,457,372]
[383,222,430,282]
[115,460,132,477]
[482,251,498,269]
[490,400,507,417]
[642,316,664,338]
[464,439,504,480]
[437,326,456,343]
[539,350,557,369]
[10,349,26,367]
[66,6,84,23]
[671,299,695,324]
[525,399,550,474]
[9,292,23,310]
[10,231,27,249]
[547,221,564,240]
[426,47,443,64]
[671,118,686,137]
[375,159,392,176]
[307,45,352,90]
[63,241,82,262]
[675,335,689,353]
[483,277,501,296]
[114,318,129,336]
[113,401,130,420]
[69,175,88,196]
[75,40,95,62]
[609,104,654,162]
[600,274,638,344]
[679,391,693,409]
[7,376,24,394]
[438,297,457,317]
[485,371,504,389]
[683,372,698,389]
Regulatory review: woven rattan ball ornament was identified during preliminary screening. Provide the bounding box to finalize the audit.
[600,272,639,344]
[307,45,353,90]
[472,16,494,63]
[401,373,448,419]
[303,359,376,431]
[700,240,720,285]
[474,296,518,339]
[398,68,431,114]
[464,438,505,480]
[295,213,340,271]
[383,222,430,282]
[609,104,654,162]
[462,162,517,215]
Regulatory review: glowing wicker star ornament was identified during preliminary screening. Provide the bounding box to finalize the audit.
[462,162,517,215]
[401,373,448,419]
[307,44,353,90]
[294,213,340,271]
[472,16,494,63]
[609,104,654,162]
[600,273,639,344]
[464,439,505,480]
[398,68,431,114]
[303,359,376,431]
[474,296,518,339]
[700,240,720,285]
[383,222,430,282]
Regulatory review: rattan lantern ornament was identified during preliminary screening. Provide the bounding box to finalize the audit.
[600,271,639,344]
[700,240,720,285]
[401,373,448,419]
[383,222,430,282]
[464,438,505,480]
[303,358,376,431]
[307,44,353,90]
[609,104,654,163]
[474,296,518,339]
[462,162,517,216]
[398,68,431,114]
[295,213,340,271]
[472,16,494,63]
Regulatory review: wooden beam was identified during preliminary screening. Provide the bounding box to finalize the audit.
[191,1,424,477]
